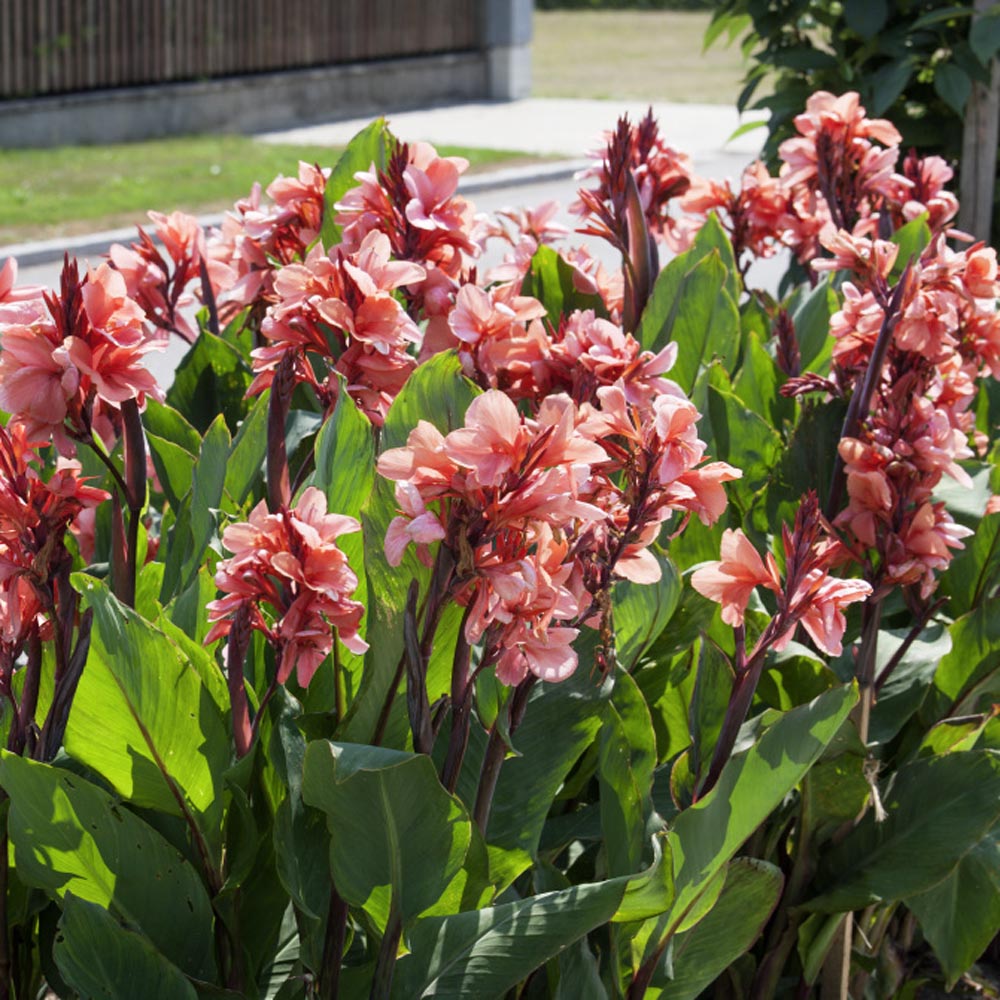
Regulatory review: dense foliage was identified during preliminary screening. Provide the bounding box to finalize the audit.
[0,90,997,999]
[707,1,1000,238]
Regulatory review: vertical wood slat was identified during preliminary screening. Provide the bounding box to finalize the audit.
[1,0,481,98]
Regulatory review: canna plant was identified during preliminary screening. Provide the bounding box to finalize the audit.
[0,91,996,1000]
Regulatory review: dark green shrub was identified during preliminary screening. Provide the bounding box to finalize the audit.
[707,1,1000,236]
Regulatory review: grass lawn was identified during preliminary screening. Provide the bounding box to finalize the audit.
[532,9,754,105]
[0,135,538,246]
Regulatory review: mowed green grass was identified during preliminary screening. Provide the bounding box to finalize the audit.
[0,134,538,246]
[532,9,752,105]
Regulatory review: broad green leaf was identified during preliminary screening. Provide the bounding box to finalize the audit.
[808,751,1000,912]
[764,399,846,533]
[555,938,607,1000]
[907,825,1000,988]
[869,623,951,745]
[143,400,202,454]
[392,873,643,1000]
[54,895,197,1000]
[668,684,856,924]
[299,376,376,713]
[934,62,971,115]
[702,365,782,514]
[635,649,696,763]
[757,645,839,711]
[687,639,733,788]
[844,0,888,37]
[911,5,973,30]
[613,548,681,671]
[614,834,675,923]
[940,512,1000,617]
[889,214,931,279]
[636,252,740,393]
[918,714,994,757]
[161,414,229,602]
[933,601,1000,714]
[486,665,607,858]
[268,693,327,940]
[319,118,393,250]
[798,913,847,986]
[166,566,221,648]
[312,374,375,518]
[599,671,658,877]
[972,14,1000,64]
[791,276,837,374]
[691,214,739,303]
[225,391,269,508]
[65,575,229,840]
[146,432,196,511]
[655,858,783,999]
[933,461,993,524]
[803,755,870,845]
[0,755,216,980]
[732,330,793,430]
[521,244,607,323]
[339,351,478,744]
[302,741,471,925]
[869,59,914,116]
[166,331,252,435]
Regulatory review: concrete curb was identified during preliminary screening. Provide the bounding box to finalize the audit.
[1,158,587,269]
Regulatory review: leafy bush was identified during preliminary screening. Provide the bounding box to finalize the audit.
[706,1,1000,237]
[0,92,997,998]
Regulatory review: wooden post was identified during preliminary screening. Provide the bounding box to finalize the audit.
[959,0,1000,241]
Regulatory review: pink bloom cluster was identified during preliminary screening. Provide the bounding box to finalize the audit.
[335,140,479,332]
[574,109,694,253]
[678,92,960,270]
[0,258,163,456]
[0,424,108,669]
[249,231,425,424]
[796,224,999,597]
[692,499,871,657]
[206,486,367,688]
[206,161,329,322]
[378,359,740,684]
[109,210,207,344]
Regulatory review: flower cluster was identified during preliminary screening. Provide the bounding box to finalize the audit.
[692,495,871,657]
[821,231,993,596]
[207,160,329,322]
[574,109,694,253]
[0,257,162,456]
[249,231,425,424]
[675,92,961,271]
[109,210,207,344]
[206,486,367,688]
[0,424,108,672]
[378,358,740,684]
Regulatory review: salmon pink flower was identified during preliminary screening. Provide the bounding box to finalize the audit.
[207,487,368,688]
[691,528,781,626]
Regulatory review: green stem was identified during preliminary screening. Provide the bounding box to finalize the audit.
[751,777,817,999]
[333,640,346,725]
[473,676,535,833]
[0,823,9,1000]
[825,266,910,520]
[440,608,474,792]
[317,887,348,1000]
[370,913,402,1000]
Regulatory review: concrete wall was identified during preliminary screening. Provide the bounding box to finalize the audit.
[0,3,532,148]
[0,53,488,148]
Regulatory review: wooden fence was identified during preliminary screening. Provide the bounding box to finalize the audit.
[0,0,482,99]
